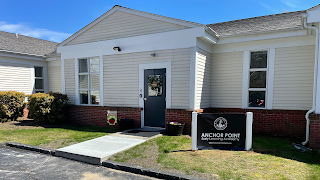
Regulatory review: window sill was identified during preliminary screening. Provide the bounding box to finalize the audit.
[76,104,101,106]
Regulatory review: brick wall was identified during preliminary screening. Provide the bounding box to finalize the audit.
[165,109,202,134]
[309,114,320,149]
[68,105,142,128]
[203,108,307,138]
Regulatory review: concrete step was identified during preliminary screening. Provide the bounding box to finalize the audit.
[55,135,146,165]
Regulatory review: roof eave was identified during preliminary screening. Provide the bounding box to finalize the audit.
[218,26,304,38]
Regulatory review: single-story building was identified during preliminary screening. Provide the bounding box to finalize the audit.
[1,4,320,149]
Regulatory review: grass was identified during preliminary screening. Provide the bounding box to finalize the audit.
[0,121,118,149]
[110,135,320,180]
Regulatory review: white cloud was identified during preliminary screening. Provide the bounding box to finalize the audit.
[282,1,296,8]
[0,22,71,43]
[259,2,278,13]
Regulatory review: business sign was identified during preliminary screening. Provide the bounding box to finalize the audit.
[197,113,247,150]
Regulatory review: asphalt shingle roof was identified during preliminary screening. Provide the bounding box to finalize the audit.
[207,11,306,37]
[0,31,58,56]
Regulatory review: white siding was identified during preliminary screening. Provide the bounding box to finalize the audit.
[64,59,76,104]
[196,48,211,109]
[273,45,315,110]
[66,11,189,46]
[103,48,191,108]
[0,61,32,94]
[48,61,61,93]
[211,51,243,108]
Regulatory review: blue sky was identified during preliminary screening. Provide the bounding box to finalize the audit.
[0,0,318,43]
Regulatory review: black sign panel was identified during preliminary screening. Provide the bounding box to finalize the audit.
[197,113,246,150]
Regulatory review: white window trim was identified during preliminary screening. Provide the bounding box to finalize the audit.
[33,66,47,93]
[75,57,102,106]
[139,62,172,128]
[242,49,275,109]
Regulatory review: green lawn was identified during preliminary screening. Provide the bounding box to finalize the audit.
[110,135,320,180]
[0,122,118,149]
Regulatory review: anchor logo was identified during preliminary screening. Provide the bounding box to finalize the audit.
[214,117,228,130]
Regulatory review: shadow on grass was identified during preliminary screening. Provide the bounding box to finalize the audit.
[252,134,320,165]
[12,119,120,133]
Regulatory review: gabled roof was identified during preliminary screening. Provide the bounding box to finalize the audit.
[307,4,320,11]
[207,11,306,37]
[59,5,204,46]
[0,30,58,57]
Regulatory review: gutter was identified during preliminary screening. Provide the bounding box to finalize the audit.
[0,49,46,58]
[301,14,319,145]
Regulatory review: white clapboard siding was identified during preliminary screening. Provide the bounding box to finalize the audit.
[196,48,211,109]
[273,45,315,110]
[48,61,61,93]
[104,48,191,108]
[211,51,243,108]
[0,61,32,94]
[64,59,76,104]
[66,11,189,46]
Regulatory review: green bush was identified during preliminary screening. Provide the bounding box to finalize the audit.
[0,91,26,121]
[28,92,68,124]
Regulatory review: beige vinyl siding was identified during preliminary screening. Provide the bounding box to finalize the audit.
[211,51,243,108]
[0,61,32,94]
[103,48,191,108]
[197,48,211,109]
[48,61,61,93]
[64,59,76,104]
[66,11,189,46]
[273,45,315,110]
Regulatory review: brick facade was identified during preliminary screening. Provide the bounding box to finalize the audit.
[67,105,142,128]
[203,108,307,137]
[309,114,320,149]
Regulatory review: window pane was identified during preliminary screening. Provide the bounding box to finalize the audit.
[250,71,266,88]
[35,67,43,77]
[79,75,88,89]
[90,90,100,105]
[249,91,265,108]
[35,79,43,89]
[148,75,162,96]
[79,59,88,73]
[80,90,88,104]
[250,51,267,68]
[89,57,99,73]
[35,91,44,93]
[90,74,99,89]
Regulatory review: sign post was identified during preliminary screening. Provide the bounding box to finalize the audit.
[193,112,253,151]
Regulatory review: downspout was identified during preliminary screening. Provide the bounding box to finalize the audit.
[302,14,319,145]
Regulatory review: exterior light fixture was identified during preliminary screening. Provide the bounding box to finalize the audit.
[150,53,156,57]
[113,46,121,51]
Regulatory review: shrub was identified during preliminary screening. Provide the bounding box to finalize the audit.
[0,91,26,121]
[28,92,68,124]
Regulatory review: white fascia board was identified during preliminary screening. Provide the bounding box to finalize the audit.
[59,6,120,46]
[212,35,315,53]
[202,31,218,44]
[0,52,45,61]
[118,8,203,28]
[307,9,320,23]
[46,56,61,61]
[57,27,204,59]
[218,29,307,44]
[189,47,198,110]
[0,55,47,67]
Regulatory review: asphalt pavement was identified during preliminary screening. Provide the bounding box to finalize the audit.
[0,146,158,180]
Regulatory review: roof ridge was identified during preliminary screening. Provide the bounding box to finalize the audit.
[207,10,306,26]
[0,30,58,44]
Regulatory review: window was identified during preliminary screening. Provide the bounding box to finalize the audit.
[78,57,100,105]
[34,67,44,93]
[248,51,267,108]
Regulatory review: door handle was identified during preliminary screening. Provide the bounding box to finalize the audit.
[143,98,148,101]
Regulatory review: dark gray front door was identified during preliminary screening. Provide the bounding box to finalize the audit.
[144,69,166,127]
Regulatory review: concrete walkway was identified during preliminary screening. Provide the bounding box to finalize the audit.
[55,128,164,165]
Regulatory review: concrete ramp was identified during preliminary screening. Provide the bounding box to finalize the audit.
[55,135,146,165]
